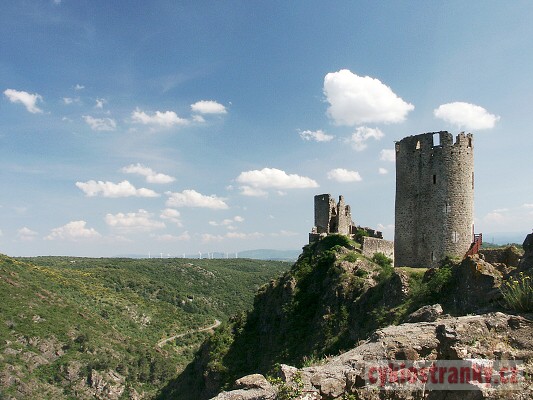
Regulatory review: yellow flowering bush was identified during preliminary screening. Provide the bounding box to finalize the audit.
[501,272,533,312]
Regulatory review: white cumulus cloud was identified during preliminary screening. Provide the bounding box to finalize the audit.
[165,190,228,209]
[323,69,414,126]
[131,108,188,127]
[327,168,362,183]
[17,227,38,241]
[121,163,175,184]
[83,115,116,131]
[76,180,159,198]
[433,102,500,130]
[4,89,44,113]
[191,100,227,114]
[45,221,101,241]
[299,129,334,142]
[105,209,165,232]
[160,208,182,226]
[380,149,396,162]
[236,168,319,191]
[348,126,384,151]
[378,167,389,175]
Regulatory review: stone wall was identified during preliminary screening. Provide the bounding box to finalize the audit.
[362,237,394,262]
[479,247,522,267]
[394,131,475,268]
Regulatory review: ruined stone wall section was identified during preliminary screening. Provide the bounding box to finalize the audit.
[336,195,352,236]
[362,237,395,262]
[394,131,474,268]
[314,194,336,234]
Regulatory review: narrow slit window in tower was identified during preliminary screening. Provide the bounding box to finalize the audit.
[433,174,437,184]
[452,231,459,243]
[468,137,472,148]
[416,140,421,149]
[472,172,475,190]
[433,133,441,147]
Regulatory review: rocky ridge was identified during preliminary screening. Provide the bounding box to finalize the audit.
[212,312,533,399]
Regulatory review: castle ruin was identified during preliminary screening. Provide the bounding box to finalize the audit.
[310,194,394,261]
[394,131,477,268]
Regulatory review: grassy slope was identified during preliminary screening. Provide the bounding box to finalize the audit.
[0,255,290,399]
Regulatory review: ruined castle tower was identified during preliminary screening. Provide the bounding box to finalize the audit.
[394,131,475,268]
[310,194,355,242]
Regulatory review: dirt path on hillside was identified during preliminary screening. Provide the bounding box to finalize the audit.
[157,319,221,348]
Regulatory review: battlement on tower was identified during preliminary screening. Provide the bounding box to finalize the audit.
[395,131,473,154]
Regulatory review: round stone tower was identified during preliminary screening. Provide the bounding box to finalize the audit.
[394,131,475,268]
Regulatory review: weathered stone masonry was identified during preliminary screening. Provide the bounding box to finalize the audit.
[394,131,475,268]
[310,193,394,262]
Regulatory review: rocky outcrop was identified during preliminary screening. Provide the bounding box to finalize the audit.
[405,304,443,323]
[518,233,533,272]
[442,256,503,313]
[212,312,533,399]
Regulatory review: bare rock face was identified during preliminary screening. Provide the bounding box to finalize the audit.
[211,374,276,399]
[518,233,533,272]
[88,369,125,400]
[405,304,443,323]
[211,313,533,399]
[451,256,503,313]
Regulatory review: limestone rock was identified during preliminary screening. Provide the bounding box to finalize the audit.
[405,304,443,323]
[451,256,503,313]
[518,233,533,272]
[235,374,272,391]
[210,313,533,399]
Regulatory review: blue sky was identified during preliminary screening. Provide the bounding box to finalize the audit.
[1,1,532,257]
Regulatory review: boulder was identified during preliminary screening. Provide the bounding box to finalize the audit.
[518,233,533,272]
[405,304,443,323]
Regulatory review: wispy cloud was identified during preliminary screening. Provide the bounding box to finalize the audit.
[323,69,414,126]
[348,126,384,151]
[17,227,38,241]
[380,149,396,162]
[4,89,44,113]
[63,97,80,105]
[95,98,106,109]
[121,163,175,184]
[76,180,159,198]
[299,129,334,142]
[83,115,117,131]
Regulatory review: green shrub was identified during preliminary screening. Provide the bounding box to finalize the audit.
[501,272,533,312]
[319,234,354,251]
[372,252,393,282]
